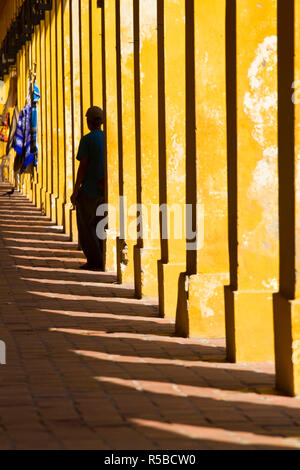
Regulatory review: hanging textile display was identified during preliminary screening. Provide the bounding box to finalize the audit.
[12,67,40,175]
[12,103,33,172]
[30,81,40,164]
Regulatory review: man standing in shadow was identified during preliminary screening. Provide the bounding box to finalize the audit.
[71,106,105,271]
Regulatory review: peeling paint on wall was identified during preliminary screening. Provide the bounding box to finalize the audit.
[140,0,157,46]
[120,0,134,61]
[242,34,278,288]
[244,35,277,148]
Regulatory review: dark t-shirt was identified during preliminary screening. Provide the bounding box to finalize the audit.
[76,129,104,198]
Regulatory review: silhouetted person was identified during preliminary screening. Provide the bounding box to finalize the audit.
[71,107,105,271]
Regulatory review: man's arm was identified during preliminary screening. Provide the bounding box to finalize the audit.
[71,157,89,206]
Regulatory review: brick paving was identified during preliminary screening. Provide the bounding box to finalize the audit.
[1,184,300,449]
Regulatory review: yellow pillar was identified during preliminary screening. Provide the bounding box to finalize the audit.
[63,0,74,237]
[19,46,26,193]
[81,0,91,135]
[157,0,186,318]
[15,53,21,190]
[176,0,229,338]
[7,70,15,185]
[91,0,103,107]
[56,0,66,227]
[273,0,300,396]
[134,0,161,298]
[71,0,82,242]
[0,73,10,183]
[40,19,48,215]
[225,0,278,362]
[35,24,43,210]
[103,0,120,272]
[23,42,31,199]
[117,0,137,284]
[28,42,33,200]
[45,10,53,217]
[31,30,38,206]
[50,0,59,223]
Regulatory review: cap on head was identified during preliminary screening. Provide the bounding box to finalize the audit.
[86,106,103,124]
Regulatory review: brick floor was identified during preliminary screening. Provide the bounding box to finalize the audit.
[1,184,300,449]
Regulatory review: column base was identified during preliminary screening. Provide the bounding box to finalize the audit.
[45,191,52,218]
[134,245,161,299]
[117,237,135,285]
[176,272,229,338]
[27,177,33,202]
[64,202,73,238]
[31,169,38,206]
[50,194,58,224]
[105,230,118,272]
[35,183,42,209]
[71,207,78,243]
[32,180,38,205]
[225,286,275,362]
[158,261,186,319]
[40,188,47,216]
[273,293,300,397]
[56,197,65,227]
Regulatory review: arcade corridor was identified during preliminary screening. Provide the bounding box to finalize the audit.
[0,185,300,450]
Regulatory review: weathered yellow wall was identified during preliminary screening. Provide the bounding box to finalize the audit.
[104,0,119,272]
[134,0,161,299]
[63,0,74,236]
[273,0,300,397]
[117,0,137,285]
[225,0,278,362]
[176,0,229,339]
[50,3,58,223]
[2,0,300,396]
[56,0,66,226]
[158,0,186,319]
[2,0,103,242]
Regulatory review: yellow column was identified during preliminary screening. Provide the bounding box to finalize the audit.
[273,0,300,396]
[20,46,26,193]
[7,70,15,185]
[0,73,10,183]
[91,0,103,107]
[71,0,82,242]
[117,0,137,284]
[16,52,21,116]
[35,24,43,209]
[63,0,74,237]
[225,0,278,362]
[103,0,120,272]
[15,53,21,190]
[50,0,59,223]
[176,0,229,338]
[56,0,66,226]
[24,42,32,200]
[157,0,186,318]
[40,19,48,215]
[81,0,91,135]
[134,0,161,298]
[31,30,38,206]
[45,10,53,217]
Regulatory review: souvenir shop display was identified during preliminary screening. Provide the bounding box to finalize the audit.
[12,64,40,175]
